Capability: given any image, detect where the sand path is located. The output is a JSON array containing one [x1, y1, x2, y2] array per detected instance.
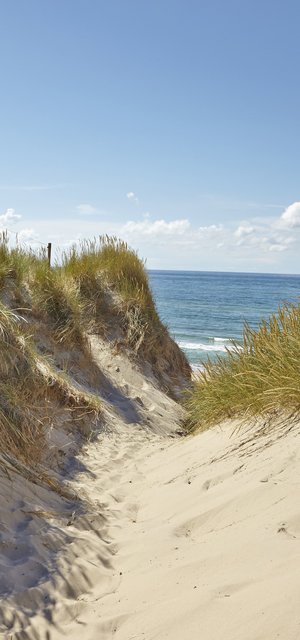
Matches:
[[1, 339, 300, 639], [33, 418, 300, 640]]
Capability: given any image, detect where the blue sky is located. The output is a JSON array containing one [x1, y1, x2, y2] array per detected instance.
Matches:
[[1, 0, 300, 272]]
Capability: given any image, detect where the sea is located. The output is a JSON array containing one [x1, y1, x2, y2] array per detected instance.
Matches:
[[148, 271, 300, 369]]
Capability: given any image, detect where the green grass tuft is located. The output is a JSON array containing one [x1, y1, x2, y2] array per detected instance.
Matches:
[[185, 303, 300, 432], [61, 235, 156, 312], [31, 263, 86, 345], [0, 230, 45, 289]]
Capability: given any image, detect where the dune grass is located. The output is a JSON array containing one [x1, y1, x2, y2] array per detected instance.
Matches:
[[0, 302, 46, 461], [0, 306, 102, 469], [0, 233, 186, 370], [185, 303, 300, 432], [31, 262, 86, 345], [15, 235, 162, 350], [0, 231, 44, 289], [59, 237, 173, 358], [0, 233, 190, 477], [60, 236, 158, 318], [0, 234, 164, 351], [0, 237, 100, 469]]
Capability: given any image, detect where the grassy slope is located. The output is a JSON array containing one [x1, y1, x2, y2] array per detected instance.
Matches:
[[185, 303, 300, 432], [0, 234, 191, 478]]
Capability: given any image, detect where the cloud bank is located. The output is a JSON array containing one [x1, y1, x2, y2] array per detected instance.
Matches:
[[123, 219, 190, 236], [278, 202, 300, 229], [0, 208, 21, 225], [0, 200, 299, 271]]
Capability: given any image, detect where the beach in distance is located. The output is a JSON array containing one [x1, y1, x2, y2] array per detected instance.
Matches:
[[149, 269, 300, 365]]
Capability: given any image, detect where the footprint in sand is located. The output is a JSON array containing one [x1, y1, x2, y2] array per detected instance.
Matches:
[[277, 522, 297, 539]]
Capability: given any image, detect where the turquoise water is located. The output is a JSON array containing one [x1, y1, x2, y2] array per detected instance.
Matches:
[[148, 271, 300, 367]]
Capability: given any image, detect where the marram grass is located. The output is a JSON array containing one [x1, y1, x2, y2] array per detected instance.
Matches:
[[0, 233, 190, 478], [61, 236, 157, 314], [31, 263, 86, 345], [0, 230, 45, 289], [185, 303, 300, 432]]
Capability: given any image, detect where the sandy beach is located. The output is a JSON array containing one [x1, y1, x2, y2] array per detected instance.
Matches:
[[1, 335, 300, 639]]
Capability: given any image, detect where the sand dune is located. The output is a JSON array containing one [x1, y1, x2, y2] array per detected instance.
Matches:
[[1, 337, 300, 638]]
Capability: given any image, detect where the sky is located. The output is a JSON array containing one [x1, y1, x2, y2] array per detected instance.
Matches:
[[1, 0, 300, 273]]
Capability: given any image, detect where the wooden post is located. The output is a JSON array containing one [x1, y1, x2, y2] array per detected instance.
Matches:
[[47, 242, 52, 267]]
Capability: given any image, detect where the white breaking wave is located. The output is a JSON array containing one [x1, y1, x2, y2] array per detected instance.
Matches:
[[178, 340, 233, 352], [209, 336, 232, 343], [178, 339, 242, 353]]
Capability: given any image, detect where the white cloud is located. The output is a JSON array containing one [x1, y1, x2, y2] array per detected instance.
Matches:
[[234, 224, 256, 241], [0, 208, 22, 225], [269, 243, 288, 252], [278, 201, 300, 229], [198, 224, 223, 234], [123, 218, 190, 236], [17, 228, 38, 243], [126, 192, 139, 204], [76, 203, 98, 215], [282, 236, 295, 246], [0, 200, 298, 271], [232, 216, 297, 254]]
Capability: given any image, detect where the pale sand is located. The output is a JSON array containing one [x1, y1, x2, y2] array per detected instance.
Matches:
[[1, 337, 300, 639]]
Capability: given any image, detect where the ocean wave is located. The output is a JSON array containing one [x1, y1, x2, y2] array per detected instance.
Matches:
[[209, 336, 232, 343], [178, 340, 232, 352], [178, 340, 242, 353]]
